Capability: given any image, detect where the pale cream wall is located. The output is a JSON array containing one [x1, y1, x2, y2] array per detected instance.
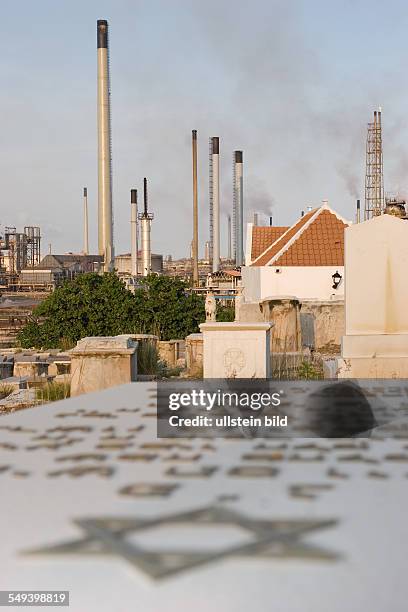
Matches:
[[242, 266, 344, 302], [345, 215, 408, 335]]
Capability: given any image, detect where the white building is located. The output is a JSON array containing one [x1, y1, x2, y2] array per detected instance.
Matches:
[[242, 203, 351, 302]]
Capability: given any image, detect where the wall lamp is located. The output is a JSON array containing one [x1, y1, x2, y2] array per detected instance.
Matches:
[[332, 270, 342, 289]]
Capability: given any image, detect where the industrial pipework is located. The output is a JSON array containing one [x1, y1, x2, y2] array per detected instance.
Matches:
[[97, 19, 114, 271], [130, 189, 138, 276], [138, 178, 154, 276]]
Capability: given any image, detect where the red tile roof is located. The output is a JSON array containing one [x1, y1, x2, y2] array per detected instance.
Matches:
[[251, 209, 317, 266], [251, 226, 288, 261], [250, 206, 349, 267]]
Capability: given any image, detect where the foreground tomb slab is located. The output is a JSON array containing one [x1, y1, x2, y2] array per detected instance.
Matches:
[[0, 383, 407, 610]]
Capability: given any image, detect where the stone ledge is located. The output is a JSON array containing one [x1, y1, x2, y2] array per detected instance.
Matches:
[[200, 322, 273, 332], [342, 334, 408, 358]]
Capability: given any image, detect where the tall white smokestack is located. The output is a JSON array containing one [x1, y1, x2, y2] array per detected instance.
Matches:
[[130, 189, 138, 276], [138, 178, 153, 276], [227, 214, 232, 260], [83, 187, 89, 255], [210, 137, 220, 272], [192, 130, 199, 286], [233, 151, 244, 265], [97, 19, 114, 271]]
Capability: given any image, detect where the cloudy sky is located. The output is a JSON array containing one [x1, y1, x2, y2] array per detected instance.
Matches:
[[1, 0, 408, 258]]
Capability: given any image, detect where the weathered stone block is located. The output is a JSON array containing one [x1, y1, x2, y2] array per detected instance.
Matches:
[[70, 336, 138, 397], [185, 333, 203, 376]]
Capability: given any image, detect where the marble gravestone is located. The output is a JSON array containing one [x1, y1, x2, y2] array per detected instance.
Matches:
[[0, 382, 408, 610], [338, 214, 408, 378], [200, 322, 272, 378]]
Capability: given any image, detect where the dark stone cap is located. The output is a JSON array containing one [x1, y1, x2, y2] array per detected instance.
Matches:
[[97, 20, 109, 48], [83, 187, 87, 197], [131, 189, 137, 204], [234, 150, 243, 163], [212, 137, 219, 154]]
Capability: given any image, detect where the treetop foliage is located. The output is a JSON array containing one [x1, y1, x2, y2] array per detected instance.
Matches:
[[17, 273, 206, 349]]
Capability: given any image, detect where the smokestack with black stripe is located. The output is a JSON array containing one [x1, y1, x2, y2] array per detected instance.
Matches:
[[83, 187, 89, 255], [138, 178, 154, 276], [233, 150, 244, 265], [97, 19, 114, 271], [130, 189, 138, 276], [209, 137, 220, 272]]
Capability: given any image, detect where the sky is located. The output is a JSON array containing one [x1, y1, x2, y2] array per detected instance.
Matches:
[[1, 0, 408, 259]]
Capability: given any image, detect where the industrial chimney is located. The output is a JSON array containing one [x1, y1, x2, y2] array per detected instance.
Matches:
[[209, 137, 220, 272], [130, 189, 138, 276], [233, 151, 244, 265], [192, 130, 199, 285], [97, 19, 114, 272], [356, 199, 361, 223], [138, 178, 154, 276], [83, 187, 89, 255], [227, 214, 232, 260]]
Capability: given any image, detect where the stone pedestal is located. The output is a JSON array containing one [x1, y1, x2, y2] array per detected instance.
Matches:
[[70, 336, 138, 396], [260, 296, 301, 353], [339, 214, 408, 378], [199, 322, 272, 379]]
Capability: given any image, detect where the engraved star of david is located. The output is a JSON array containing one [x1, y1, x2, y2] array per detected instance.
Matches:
[[22, 506, 340, 579]]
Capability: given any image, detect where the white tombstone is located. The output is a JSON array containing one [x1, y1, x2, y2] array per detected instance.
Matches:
[[199, 322, 272, 378], [338, 214, 408, 378]]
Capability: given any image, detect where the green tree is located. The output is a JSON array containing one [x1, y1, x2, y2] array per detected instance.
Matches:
[[17, 273, 205, 348], [216, 304, 235, 322], [133, 275, 205, 340]]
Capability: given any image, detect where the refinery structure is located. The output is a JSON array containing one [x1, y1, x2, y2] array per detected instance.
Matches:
[[0, 20, 405, 297]]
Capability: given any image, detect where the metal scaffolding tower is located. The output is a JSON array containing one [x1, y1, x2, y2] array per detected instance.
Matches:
[[208, 138, 214, 265], [364, 109, 385, 220], [24, 226, 41, 269]]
